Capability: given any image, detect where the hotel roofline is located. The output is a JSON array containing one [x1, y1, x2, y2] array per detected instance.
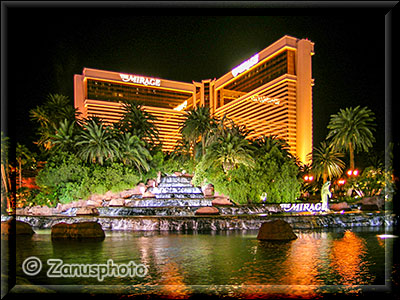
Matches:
[[81, 67, 194, 92], [215, 35, 314, 89]]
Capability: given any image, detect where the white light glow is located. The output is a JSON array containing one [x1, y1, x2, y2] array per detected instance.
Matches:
[[173, 100, 187, 111], [231, 54, 259, 77]]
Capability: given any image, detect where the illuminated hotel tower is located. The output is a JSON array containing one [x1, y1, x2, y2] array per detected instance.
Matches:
[[74, 35, 314, 163]]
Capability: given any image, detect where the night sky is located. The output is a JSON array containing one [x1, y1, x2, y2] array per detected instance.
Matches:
[[3, 3, 398, 156]]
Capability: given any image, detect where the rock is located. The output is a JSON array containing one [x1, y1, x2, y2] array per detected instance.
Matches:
[[146, 179, 157, 188], [27, 205, 53, 216], [142, 191, 156, 198], [16, 207, 29, 215], [1, 219, 34, 235], [86, 199, 102, 207], [361, 204, 379, 211], [75, 207, 99, 216], [361, 196, 384, 209], [257, 220, 297, 241], [120, 183, 147, 198], [212, 197, 233, 206], [16, 220, 35, 235], [195, 207, 220, 215], [56, 203, 74, 213], [202, 184, 215, 198], [120, 189, 137, 199], [214, 191, 230, 199], [88, 193, 104, 202], [51, 222, 105, 240], [108, 198, 125, 207], [103, 190, 119, 201], [330, 202, 351, 211]]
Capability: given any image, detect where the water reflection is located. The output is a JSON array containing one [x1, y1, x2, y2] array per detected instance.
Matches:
[[158, 261, 191, 299], [330, 230, 372, 285], [10, 229, 387, 297]]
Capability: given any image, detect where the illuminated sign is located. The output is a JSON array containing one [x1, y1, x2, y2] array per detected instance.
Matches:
[[280, 202, 328, 213], [250, 95, 280, 105], [231, 54, 259, 77], [120, 74, 161, 87]]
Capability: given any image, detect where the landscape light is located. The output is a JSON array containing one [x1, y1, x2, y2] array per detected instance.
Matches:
[[303, 175, 314, 182]]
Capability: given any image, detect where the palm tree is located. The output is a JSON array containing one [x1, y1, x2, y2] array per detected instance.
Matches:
[[181, 106, 214, 157], [203, 132, 255, 174], [117, 101, 159, 147], [171, 138, 193, 164], [49, 119, 78, 153], [75, 118, 119, 165], [252, 135, 293, 160], [30, 93, 79, 151], [16, 143, 36, 190], [117, 132, 152, 173], [326, 106, 376, 170], [310, 141, 345, 183]]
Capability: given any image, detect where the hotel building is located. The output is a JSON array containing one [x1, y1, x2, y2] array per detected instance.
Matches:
[[74, 35, 314, 163]]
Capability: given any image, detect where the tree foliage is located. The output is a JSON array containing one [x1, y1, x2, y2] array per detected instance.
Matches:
[[310, 141, 346, 183], [326, 106, 376, 170]]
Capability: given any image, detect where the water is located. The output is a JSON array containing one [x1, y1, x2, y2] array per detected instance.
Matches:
[[5, 227, 397, 297], [146, 175, 205, 201]]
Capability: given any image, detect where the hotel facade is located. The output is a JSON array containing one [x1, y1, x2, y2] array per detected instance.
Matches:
[[74, 35, 314, 163]]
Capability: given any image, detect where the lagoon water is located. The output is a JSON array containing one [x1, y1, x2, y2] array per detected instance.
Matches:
[[7, 227, 396, 297]]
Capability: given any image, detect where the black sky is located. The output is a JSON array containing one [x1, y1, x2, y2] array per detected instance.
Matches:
[[3, 2, 398, 155]]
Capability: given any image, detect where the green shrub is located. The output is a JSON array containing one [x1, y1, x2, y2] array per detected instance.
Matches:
[[193, 147, 301, 204], [33, 152, 141, 206]]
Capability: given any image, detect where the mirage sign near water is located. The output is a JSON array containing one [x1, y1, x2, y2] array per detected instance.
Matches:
[[280, 202, 328, 213]]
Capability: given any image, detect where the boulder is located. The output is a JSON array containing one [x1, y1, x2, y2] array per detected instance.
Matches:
[[257, 220, 297, 241], [330, 202, 351, 211], [86, 199, 102, 207], [55, 202, 74, 213], [195, 207, 220, 215], [27, 205, 53, 216], [142, 191, 156, 198], [361, 196, 384, 209], [146, 179, 157, 188], [202, 184, 215, 198], [361, 204, 379, 211], [75, 207, 99, 216], [51, 222, 105, 240], [16, 207, 29, 215], [103, 190, 119, 201], [108, 198, 125, 207], [88, 193, 104, 202], [1, 219, 34, 235], [214, 191, 230, 199], [16, 220, 35, 235], [119, 183, 147, 198], [212, 197, 233, 206]]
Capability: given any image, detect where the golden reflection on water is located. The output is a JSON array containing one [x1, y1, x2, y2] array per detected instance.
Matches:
[[158, 261, 191, 299], [330, 230, 371, 285], [281, 232, 323, 286], [118, 230, 375, 298]]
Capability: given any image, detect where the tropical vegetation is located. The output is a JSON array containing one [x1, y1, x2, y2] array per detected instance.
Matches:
[[2, 93, 394, 211]]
